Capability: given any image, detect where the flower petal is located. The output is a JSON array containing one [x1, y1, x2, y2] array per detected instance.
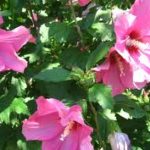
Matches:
[[114, 12, 136, 42], [42, 128, 93, 150], [0, 43, 27, 72], [80, 137, 94, 150], [0, 26, 31, 52], [22, 113, 63, 141], [36, 96, 67, 116], [131, 0, 150, 31], [22, 97, 68, 141], [60, 105, 84, 126]]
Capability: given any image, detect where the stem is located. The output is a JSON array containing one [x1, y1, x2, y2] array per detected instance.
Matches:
[[28, 0, 39, 35], [89, 102, 106, 149], [69, 0, 84, 47]]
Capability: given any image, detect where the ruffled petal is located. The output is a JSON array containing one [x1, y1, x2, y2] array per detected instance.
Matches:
[[42, 127, 93, 150], [36, 96, 67, 116], [0, 26, 31, 52], [131, 0, 150, 31], [22, 113, 63, 141], [0, 43, 27, 72], [60, 105, 84, 126], [22, 97, 68, 141], [114, 12, 136, 41], [42, 131, 78, 150], [80, 137, 94, 150]]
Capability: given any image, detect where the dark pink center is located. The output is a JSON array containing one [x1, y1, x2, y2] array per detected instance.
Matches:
[[60, 121, 78, 141], [126, 30, 148, 53], [109, 52, 125, 76]]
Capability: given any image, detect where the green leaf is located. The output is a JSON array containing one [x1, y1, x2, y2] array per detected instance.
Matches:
[[11, 98, 29, 115], [34, 67, 71, 82], [132, 146, 143, 150], [0, 85, 17, 114], [94, 9, 112, 22], [0, 98, 29, 124], [103, 109, 116, 120], [0, 10, 11, 16], [82, 9, 111, 30], [49, 22, 72, 43], [115, 95, 146, 119], [88, 84, 114, 109], [0, 124, 18, 150], [17, 140, 41, 150], [61, 47, 90, 70], [11, 77, 27, 96], [86, 42, 111, 69], [88, 22, 114, 41], [77, 99, 88, 115], [117, 109, 132, 119], [97, 113, 108, 140], [39, 24, 50, 43]]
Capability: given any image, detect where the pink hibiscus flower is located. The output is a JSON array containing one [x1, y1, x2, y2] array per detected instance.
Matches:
[[22, 96, 93, 150], [94, 48, 148, 96], [0, 25, 32, 72], [78, 0, 91, 6], [114, 0, 150, 76]]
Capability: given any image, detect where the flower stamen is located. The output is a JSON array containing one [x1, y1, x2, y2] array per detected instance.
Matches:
[[126, 38, 149, 51], [60, 121, 75, 141], [115, 54, 125, 76]]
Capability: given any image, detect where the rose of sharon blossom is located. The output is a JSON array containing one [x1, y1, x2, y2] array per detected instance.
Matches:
[[114, 0, 150, 76], [22, 96, 93, 150], [0, 25, 32, 72], [108, 132, 131, 150], [94, 48, 149, 96], [78, 0, 91, 6]]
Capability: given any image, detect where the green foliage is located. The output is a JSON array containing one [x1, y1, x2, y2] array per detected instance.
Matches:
[[0, 97, 29, 124], [115, 95, 146, 119], [61, 47, 90, 70], [86, 42, 111, 69], [88, 84, 114, 109], [0, 0, 150, 150], [48, 22, 73, 43], [34, 67, 71, 82]]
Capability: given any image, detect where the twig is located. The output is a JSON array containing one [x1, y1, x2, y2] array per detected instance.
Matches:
[[28, 0, 39, 35], [69, 0, 84, 47], [89, 102, 106, 149]]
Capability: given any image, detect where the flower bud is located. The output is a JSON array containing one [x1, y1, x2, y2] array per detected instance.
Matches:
[[108, 132, 131, 150]]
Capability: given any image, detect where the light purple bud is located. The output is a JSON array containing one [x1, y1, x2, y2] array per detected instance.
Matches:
[[108, 132, 131, 150]]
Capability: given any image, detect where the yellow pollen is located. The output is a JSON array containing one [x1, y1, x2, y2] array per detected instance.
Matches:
[[126, 39, 149, 50], [60, 121, 75, 141]]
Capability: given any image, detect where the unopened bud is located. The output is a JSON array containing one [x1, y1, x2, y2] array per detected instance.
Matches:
[[108, 132, 131, 150]]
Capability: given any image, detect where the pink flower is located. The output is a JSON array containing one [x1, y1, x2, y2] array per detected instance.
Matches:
[[94, 48, 148, 96], [0, 26, 32, 72], [114, 0, 150, 76], [78, 0, 91, 6], [22, 96, 93, 150]]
